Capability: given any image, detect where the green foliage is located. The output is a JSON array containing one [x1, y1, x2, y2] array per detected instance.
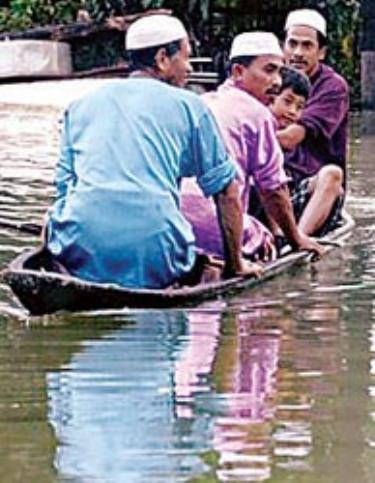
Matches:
[[0, 0, 81, 30], [83, 0, 127, 22], [324, 0, 361, 106], [0, 0, 361, 105], [72, 31, 124, 70]]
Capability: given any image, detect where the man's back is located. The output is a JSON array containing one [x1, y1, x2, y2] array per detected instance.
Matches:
[[65, 79, 204, 196], [47, 78, 231, 288]]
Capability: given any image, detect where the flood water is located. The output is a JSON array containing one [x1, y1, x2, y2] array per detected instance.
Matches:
[[0, 88, 374, 483]]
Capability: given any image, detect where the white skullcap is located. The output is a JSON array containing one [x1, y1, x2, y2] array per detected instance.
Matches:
[[126, 14, 187, 50], [285, 9, 327, 37], [229, 32, 283, 59]]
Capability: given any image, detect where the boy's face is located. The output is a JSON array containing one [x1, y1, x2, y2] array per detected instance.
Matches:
[[270, 87, 306, 128]]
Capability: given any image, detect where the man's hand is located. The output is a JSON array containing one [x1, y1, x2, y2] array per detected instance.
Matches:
[[238, 259, 264, 277], [252, 235, 277, 262], [206, 254, 264, 280], [296, 232, 326, 259], [224, 258, 264, 279]]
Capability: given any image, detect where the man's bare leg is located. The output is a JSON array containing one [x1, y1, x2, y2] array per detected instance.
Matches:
[[298, 165, 343, 235]]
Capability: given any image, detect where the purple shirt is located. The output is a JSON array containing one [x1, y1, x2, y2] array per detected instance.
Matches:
[[285, 63, 349, 183], [181, 79, 288, 257]]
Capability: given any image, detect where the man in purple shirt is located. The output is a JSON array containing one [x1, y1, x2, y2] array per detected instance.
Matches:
[[278, 9, 349, 236], [182, 32, 323, 258]]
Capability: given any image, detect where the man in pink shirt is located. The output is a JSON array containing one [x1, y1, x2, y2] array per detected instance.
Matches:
[[182, 32, 323, 258]]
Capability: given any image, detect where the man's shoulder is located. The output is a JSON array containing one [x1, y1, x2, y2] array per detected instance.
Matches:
[[317, 63, 349, 94], [203, 81, 273, 123], [69, 78, 205, 113], [150, 82, 210, 116], [68, 79, 135, 111], [170, 84, 206, 106], [205, 80, 265, 104]]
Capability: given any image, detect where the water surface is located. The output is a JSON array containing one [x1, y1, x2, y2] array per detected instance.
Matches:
[[0, 95, 374, 483]]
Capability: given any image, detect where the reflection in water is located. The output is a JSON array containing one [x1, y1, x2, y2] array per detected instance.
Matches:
[[211, 312, 281, 482], [174, 309, 222, 419], [0, 99, 374, 482], [46, 310, 284, 481], [47, 311, 212, 482], [44, 301, 357, 482]]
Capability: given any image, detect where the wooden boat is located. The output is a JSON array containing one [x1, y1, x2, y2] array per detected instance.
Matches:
[[1, 212, 354, 316]]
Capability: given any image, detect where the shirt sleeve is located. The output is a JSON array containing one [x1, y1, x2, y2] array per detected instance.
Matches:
[[249, 116, 289, 192], [183, 108, 237, 198], [299, 79, 349, 140], [55, 110, 76, 201]]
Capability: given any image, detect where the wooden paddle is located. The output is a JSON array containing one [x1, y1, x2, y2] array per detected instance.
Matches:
[[0, 218, 42, 235]]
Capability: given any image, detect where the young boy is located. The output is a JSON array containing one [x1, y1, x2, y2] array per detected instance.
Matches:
[[272, 67, 342, 238], [249, 67, 312, 249], [270, 66, 311, 130]]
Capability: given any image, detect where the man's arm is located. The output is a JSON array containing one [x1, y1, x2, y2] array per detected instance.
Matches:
[[260, 184, 324, 255], [54, 110, 76, 201], [42, 110, 74, 246], [214, 179, 263, 277]]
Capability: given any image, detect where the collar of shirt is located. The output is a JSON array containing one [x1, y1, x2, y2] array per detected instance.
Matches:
[[309, 63, 323, 85], [220, 78, 257, 99]]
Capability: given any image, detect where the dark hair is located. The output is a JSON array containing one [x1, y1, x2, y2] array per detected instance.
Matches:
[[317, 31, 327, 48], [229, 55, 256, 68], [127, 39, 182, 70], [280, 65, 311, 99]]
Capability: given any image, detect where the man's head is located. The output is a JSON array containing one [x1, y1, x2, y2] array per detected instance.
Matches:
[[126, 14, 192, 87], [283, 9, 327, 78], [270, 66, 311, 128], [229, 32, 284, 105]]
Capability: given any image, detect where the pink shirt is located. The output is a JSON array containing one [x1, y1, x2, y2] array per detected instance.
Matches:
[[181, 79, 288, 257], [203, 79, 288, 203]]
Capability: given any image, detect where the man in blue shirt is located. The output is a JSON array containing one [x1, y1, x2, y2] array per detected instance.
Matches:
[[46, 15, 260, 288]]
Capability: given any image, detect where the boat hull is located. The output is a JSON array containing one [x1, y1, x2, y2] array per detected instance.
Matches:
[[1, 213, 355, 315]]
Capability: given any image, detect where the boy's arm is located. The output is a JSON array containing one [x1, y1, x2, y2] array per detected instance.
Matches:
[[277, 78, 349, 151], [277, 123, 306, 150]]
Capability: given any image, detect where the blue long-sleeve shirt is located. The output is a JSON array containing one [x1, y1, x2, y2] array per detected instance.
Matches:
[[47, 78, 236, 288]]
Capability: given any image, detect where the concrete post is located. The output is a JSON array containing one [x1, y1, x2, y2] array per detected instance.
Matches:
[[361, 0, 375, 133]]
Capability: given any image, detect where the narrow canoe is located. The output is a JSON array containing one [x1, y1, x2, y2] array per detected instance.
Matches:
[[1, 212, 355, 316]]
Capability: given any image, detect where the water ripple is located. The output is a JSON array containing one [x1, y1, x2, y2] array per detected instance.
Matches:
[[0, 101, 374, 483]]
